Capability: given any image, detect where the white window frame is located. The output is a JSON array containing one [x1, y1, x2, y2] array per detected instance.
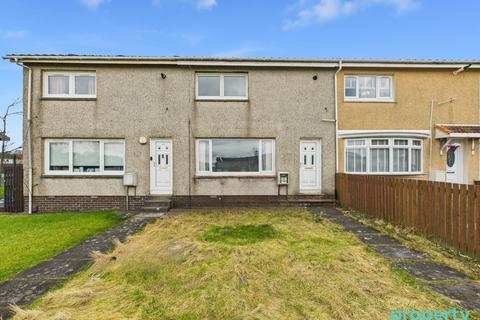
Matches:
[[344, 138, 422, 175], [195, 73, 248, 100], [44, 139, 125, 175], [43, 71, 97, 98], [344, 75, 394, 102], [195, 139, 275, 176]]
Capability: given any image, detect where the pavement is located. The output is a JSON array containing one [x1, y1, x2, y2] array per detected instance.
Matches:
[[311, 207, 480, 311], [0, 211, 168, 319]]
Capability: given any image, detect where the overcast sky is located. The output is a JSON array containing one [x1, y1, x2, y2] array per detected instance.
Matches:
[[1, 0, 480, 149]]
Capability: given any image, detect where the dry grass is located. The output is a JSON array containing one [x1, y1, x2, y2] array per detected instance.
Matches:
[[340, 208, 480, 280], [13, 208, 453, 320]]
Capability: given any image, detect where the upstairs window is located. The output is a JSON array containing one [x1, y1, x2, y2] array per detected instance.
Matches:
[[196, 73, 248, 100], [344, 75, 393, 101], [43, 72, 96, 98]]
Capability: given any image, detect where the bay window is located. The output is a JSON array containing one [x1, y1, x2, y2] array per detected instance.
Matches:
[[196, 73, 248, 100], [196, 139, 274, 176], [344, 75, 394, 101], [45, 139, 124, 175], [43, 72, 96, 98], [345, 138, 422, 174]]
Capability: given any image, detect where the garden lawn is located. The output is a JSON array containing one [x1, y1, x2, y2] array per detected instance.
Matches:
[[0, 211, 122, 283], [13, 208, 454, 320]]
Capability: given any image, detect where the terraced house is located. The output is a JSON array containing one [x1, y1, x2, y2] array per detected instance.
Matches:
[[336, 60, 480, 185], [4, 55, 338, 213], [5, 55, 480, 213]]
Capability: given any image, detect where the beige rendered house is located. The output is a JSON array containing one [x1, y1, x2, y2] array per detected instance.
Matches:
[[336, 60, 480, 185], [4, 55, 337, 213]]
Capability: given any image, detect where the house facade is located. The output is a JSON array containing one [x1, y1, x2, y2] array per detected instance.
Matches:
[[337, 62, 480, 185], [5, 55, 337, 213]]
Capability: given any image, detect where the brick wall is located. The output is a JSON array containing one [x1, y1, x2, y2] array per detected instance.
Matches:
[[28, 196, 147, 213], [26, 194, 335, 213]]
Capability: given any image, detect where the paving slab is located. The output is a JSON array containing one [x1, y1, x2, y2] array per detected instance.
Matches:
[[394, 262, 471, 281], [14, 259, 91, 280], [52, 243, 98, 261], [0, 278, 60, 306], [372, 245, 431, 260], [342, 225, 380, 234], [429, 283, 480, 310], [356, 233, 402, 245], [0, 212, 165, 319]]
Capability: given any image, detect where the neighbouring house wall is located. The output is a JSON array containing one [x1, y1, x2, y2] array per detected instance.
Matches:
[[24, 64, 336, 211], [337, 69, 480, 184]]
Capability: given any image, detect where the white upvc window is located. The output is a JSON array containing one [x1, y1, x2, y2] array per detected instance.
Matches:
[[45, 139, 125, 175], [43, 71, 96, 98], [344, 75, 394, 101], [345, 138, 422, 175], [196, 73, 248, 100], [196, 139, 275, 176]]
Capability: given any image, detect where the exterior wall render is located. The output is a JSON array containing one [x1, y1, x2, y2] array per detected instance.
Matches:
[[337, 69, 480, 184], [25, 64, 336, 207]]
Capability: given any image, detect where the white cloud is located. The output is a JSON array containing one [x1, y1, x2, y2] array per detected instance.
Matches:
[[81, 0, 111, 10], [196, 0, 217, 9], [1, 30, 27, 39], [285, 0, 419, 28], [152, 0, 217, 9]]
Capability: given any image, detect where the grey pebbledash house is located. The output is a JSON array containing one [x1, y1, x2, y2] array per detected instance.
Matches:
[[4, 55, 337, 213]]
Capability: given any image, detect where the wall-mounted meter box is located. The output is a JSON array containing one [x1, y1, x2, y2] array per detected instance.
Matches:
[[277, 172, 289, 185], [123, 172, 138, 186]]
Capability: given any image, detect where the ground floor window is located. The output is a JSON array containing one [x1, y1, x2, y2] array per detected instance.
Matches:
[[45, 139, 125, 175], [196, 139, 275, 175], [345, 138, 422, 174]]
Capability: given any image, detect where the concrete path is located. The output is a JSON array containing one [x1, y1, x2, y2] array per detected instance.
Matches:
[[0, 212, 167, 319], [312, 207, 480, 311]]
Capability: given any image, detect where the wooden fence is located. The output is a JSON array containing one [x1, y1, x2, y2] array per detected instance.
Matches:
[[336, 173, 480, 258], [4, 164, 23, 213]]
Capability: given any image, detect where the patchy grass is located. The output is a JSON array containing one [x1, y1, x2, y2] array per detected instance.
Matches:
[[13, 208, 454, 320], [203, 223, 278, 245], [0, 211, 123, 283]]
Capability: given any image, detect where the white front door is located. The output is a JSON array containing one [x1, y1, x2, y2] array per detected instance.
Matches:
[[150, 139, 173, 194], [300, 140, 321, 192], [445, 142, 464, 184]]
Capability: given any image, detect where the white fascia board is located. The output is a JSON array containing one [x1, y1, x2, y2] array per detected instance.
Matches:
[[341, 62, 480, 69], [435, 131, 480, 139], [338, 129, 431, 138]]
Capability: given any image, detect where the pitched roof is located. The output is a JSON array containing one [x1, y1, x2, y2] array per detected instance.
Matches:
[[3, 54, 480, 69]]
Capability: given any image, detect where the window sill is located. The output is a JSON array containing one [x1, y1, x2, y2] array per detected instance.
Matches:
[[344, 172, 425, 176], [194, 175, 276, 180], [195, 98, 249, 102], [344, 99, 396, 103], [41, 97, 97, 101], [41, 174, 123, 179]]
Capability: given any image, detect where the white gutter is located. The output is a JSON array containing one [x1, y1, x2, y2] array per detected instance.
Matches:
[[334, 60, 343, 172], [5, 56, 480, 69], [14, 59, 33, 214]]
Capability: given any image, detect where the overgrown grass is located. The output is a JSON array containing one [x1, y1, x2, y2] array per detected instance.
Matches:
[[13, 208, 456, 320], [0, 211, 122, 283], [340, 208, 480, 280]]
